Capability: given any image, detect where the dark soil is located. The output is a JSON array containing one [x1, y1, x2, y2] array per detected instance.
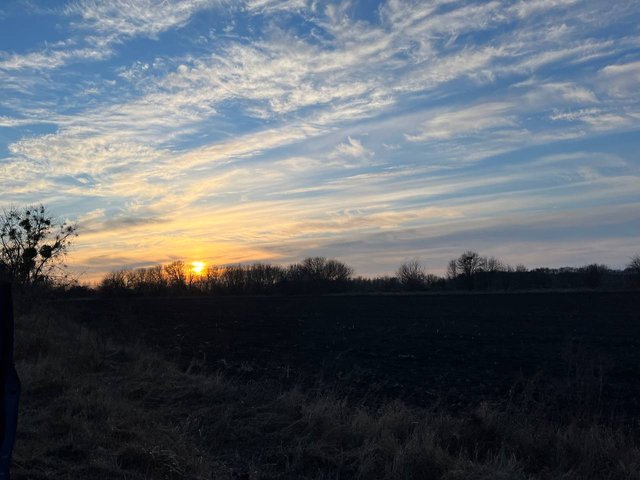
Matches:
[[69, 291, 640, 416]]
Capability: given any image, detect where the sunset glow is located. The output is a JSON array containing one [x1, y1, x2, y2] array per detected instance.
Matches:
[[0, 1, 638, 283], [191, 261, 206, 276]]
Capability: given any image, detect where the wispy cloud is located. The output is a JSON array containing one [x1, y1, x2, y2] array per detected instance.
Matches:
[[65, 0, 217, 40], [0, 0, 216, 73], [1, 0, 639, 280], [405, 103, 517, 142], [329, 137, 373, 162], [599, 60, 640, 98], [0, 46, 111, 70]]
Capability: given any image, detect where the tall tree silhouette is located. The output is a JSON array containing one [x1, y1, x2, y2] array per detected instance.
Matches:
[[0, 205, 77, 285]]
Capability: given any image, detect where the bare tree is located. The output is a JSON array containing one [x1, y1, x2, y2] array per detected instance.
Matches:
[[200, 265, 222, 292], [627, 254, 640, 286], [456, 251, 486, 277], [220, 265, 246, 292], [125, 267, 167, 294], [449, 250, 487, 289], [0, 205, 77, 285], [397, 259, 426, 290], [447, 259, 458, 279], [486, 256, 506, 273], [164, 261, 187, 289], [284, 257, 353, 292], [298, 257, 353, 282], [581, 263, 609, 288], [99, 269, 128, 293], [245, 263, 285, 292]]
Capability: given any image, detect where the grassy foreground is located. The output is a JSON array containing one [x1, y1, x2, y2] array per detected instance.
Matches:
[[12, 306, 640, 479]]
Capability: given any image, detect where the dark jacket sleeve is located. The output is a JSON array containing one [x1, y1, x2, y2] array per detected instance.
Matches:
[[0, 281, 20, 479]]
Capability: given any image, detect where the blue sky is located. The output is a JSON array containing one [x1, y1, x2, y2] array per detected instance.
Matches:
[[1, 0, 639, 281]]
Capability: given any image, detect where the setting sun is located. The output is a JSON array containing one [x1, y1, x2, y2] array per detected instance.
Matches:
[[191, 261, 205, 276]]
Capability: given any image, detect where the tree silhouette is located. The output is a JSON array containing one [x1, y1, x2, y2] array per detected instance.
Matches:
[[581, 264, 608, 288], [627, 254, 640, 286], [449, 250, 487, 289], [486, 256, 505, 273], [446, 259, 458, 279], [297, 257, 353, 282], [164, 261, 187, 290], [397, 259, 426, 290], [0, 205, 77, 285], [285, 257, 353, 292]]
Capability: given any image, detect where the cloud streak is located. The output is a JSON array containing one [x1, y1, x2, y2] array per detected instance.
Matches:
[[0, 0, 638, 281]]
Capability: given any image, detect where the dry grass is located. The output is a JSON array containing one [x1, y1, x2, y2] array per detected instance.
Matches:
[[12, 306, 640, 479]]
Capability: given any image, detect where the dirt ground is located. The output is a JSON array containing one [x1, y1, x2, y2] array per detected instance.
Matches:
[[70, 291, 640, 415]]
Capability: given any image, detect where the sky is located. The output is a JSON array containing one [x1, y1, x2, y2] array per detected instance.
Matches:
[[1, 0, 639, 282]]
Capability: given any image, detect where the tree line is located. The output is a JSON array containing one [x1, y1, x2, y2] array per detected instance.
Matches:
[[100, 257, 353, 295], [94, 252, 640, 297], [1, 204, 639, 294]]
